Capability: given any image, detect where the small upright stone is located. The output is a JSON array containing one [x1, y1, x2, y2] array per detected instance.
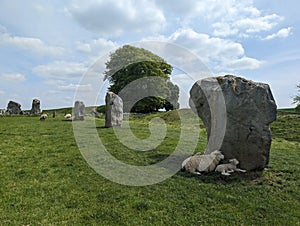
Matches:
[[74, 101, 85, 121], [7, 101, 21, 115], [30, 99, 41, 115], [189, 75, 277, 171], [105, 92, 123, 127]]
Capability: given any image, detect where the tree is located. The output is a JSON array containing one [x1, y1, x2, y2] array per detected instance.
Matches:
[[293, 84, 300, 112], [104, 45, 179, 113]]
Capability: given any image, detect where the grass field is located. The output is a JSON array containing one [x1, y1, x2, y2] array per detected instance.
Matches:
[[0, 109, 299, 225]]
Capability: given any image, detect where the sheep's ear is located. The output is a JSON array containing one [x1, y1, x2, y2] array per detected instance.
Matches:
[[229, 159, 234, 162]]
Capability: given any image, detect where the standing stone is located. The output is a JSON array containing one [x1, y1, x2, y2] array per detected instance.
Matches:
[[30, 99, 41, 115], [189, 75, 277, 171], [74, 101, 85, 121], [105, 92, 123, 127], [7, 101, 21, 115]]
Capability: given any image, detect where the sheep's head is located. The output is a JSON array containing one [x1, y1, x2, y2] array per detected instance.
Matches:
[[211, 150, 224, 161], [229, 158, 239, 165], [181, 156, 192, 171]]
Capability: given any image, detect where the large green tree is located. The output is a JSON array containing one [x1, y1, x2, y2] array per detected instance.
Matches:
[[104, 45, 179, 113]]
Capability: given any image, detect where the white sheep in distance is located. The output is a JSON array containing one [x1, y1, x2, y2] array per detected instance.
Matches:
[[181, 150, 224, 175], [64, 113, 72, 120], [40, 113, 48, 120], [0, 109, 5, 116], [215, 158, 247, 176]]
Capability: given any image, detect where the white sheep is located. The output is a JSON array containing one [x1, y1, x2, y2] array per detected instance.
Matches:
[[215, 158, 247, 176], [40, 113, 48, 120], [0, 109, 5, 116], [64, 113, 72, 120], [181, 150, 224, 175]]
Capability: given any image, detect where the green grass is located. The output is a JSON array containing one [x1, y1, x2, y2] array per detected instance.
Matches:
[[0, 110, 299, 225]]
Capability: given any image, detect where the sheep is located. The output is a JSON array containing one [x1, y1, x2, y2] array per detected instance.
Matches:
[[215, 158, 247, 176], [64, 113, 72, 120], [181, 150, 224, 175], [40, 113, 48, 120], [0, 109, 5, 116]]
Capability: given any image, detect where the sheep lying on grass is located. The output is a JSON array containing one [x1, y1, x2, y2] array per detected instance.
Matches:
[[215, 158, 247, 176], [64, 114, 72, 120], [40, 113, 48, 120], [181, 150, 224, 175]]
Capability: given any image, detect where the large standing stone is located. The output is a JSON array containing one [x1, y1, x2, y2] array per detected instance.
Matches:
[[7, 101, 21, 115], [74, 101, 85, 121], [189, 75, 277, 171], [105, 92, 123, 127], [30, 99, 41, 115]]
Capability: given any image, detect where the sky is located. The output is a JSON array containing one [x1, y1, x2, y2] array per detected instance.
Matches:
[[0, 0, 299, 110]]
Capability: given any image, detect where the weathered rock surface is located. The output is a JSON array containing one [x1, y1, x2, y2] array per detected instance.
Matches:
[[105, 92, 123, 127], [30, 99, 41, 115], [7, 101, 21, 115], [189, 75, 277, 171], [74, 101, 85, 121]]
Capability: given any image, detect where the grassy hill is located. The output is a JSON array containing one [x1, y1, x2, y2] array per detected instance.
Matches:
[[0, 109, 299, 225]]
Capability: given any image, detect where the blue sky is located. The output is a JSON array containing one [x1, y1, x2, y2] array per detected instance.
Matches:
[[0, 0, 299, 110]]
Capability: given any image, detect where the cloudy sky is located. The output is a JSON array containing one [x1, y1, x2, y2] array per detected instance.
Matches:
[[0, 0, 299, 110]]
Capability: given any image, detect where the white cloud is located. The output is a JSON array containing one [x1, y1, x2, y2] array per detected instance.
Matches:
[[57, 83, 93, 92], [235, 14, 283, 33], [143, 28, 262, 72], [0, 32, 66, 57], [221, 57, 263, 71], [190, 0, 284, 38], [212, 22, 239, 37], [67, 0, 165, 37], [76, 38, 119, 59], [166, 28, 263, 72], [263, 27, 292, 40], [32, 61, 87, 83], [169, 28, 245, 63], [0, 73, 26, 82], [153, 0, 202, 20]]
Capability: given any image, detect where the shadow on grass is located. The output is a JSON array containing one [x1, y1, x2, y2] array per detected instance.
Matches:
[[150, 153, 264, 184], [96, 126, 109, 129], [61, 119, 73, 122], [178, 170, 264, 184]]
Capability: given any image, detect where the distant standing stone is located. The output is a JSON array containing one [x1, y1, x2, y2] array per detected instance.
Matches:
[[7, 101, 21, 115], [74, 101, 85, 121], [105, 92, 123, 127], [30, 99, 41, 115], [189, 75, 277, 171]]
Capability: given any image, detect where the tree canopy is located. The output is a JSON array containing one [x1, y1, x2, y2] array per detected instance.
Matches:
[[104, 45, 179, 113], [293, 84, 300, 112], [293, 84, 300, 104]]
